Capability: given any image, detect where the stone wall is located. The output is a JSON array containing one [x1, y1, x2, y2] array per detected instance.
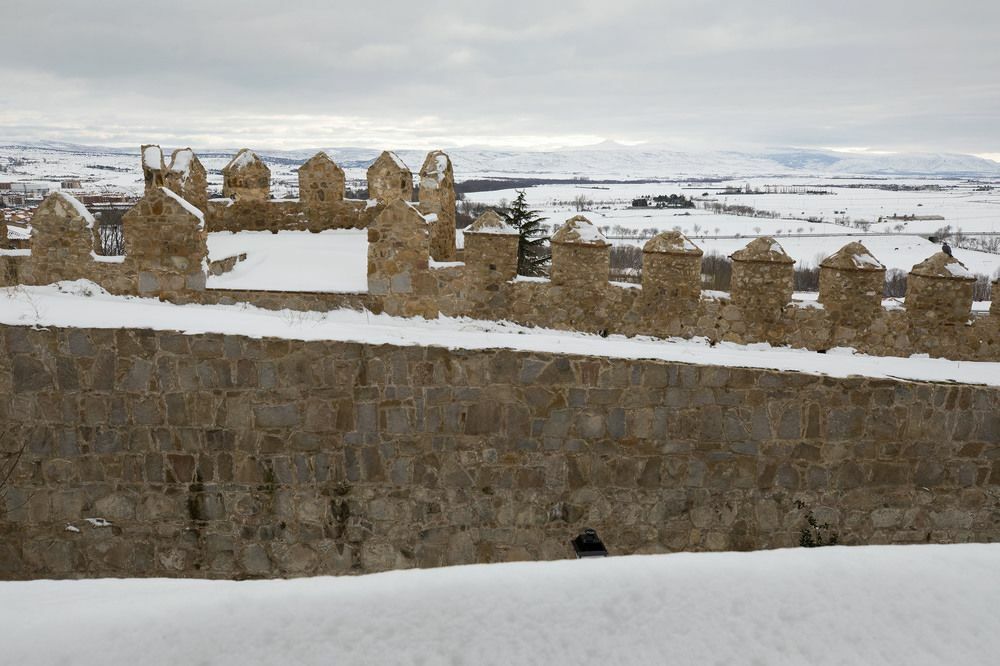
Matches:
[[366, 200, 438, 319], [2, 322, 1000, 580], [205, 198, 382, 233], [122, 187, 207, 300]]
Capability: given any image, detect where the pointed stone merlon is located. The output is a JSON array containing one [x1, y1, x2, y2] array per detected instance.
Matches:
[[367, 199, 438, 318], [222, 149, 270, 202], [26, 192, 99, 283], [818, 241, 886, 321], [642, 230, 703, 307], [123, 187, 207, 299], [299, 151, 345, 205], [419, 150, 456, 261], [550, 215, 609, 289], [905, 252, 975, 322], [464, 210, 519, 286], [729, 237, 794, 317], [164, 148, 208, 213], [367, 151, 413, 204], [141, 144, 166, 191]]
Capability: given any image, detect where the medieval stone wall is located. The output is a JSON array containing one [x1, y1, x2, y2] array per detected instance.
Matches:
[[2, 322, 999, 580]]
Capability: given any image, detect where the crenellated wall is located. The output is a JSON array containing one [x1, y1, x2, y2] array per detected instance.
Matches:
[[9, 146, 1000, 363], [2, 323, 999, 580]]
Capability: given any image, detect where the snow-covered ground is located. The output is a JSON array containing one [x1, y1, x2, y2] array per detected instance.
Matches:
[[207, 230, 368, 292], [3, 544, 999, 666], [2, 281, 999, 386]]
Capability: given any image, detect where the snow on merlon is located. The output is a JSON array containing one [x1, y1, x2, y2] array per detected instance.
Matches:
[[159, 187, 205, 228], [730, 236, 794, 264], [142, 145, 163, 170], [552, 215, 609, 246], [910, 251, 975, 280], [224, 148, 264, 173], [49, 191, 96, 229], [643, 229, 703, 255], [419, 150, 452, 190], [464, 209, 518, 235], [169, 148, 194, 178], [819, 241, 885, 271]]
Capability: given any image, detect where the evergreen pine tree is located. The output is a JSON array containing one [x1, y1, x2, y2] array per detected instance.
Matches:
[[502, 190, 550, 276]]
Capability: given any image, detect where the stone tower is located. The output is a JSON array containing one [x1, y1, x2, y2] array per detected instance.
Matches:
[[222, 149, 270, 202], [641, 230, 703, 310], [141, 144, 166, 191], [550, 215, 610, 290], [418, 150, 457, 261], [367, 151, 413, 204], [818, 241, 886, 324], [123, 187, 208, 300], [905, 252, 975, 323], [165, 148, 208, 213], [729, 237, 794, 320], [464, 209, 519, 288]]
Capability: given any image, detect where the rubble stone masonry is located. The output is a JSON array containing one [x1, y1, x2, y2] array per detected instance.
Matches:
[[2, 323, 999, 580]]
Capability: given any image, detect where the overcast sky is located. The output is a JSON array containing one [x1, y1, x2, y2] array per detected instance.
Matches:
[[1, 0, 998, 157]]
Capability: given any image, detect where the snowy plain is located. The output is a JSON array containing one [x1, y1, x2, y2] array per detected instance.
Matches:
[[2, 281, 999, 387], [2, 544, 999, 666]]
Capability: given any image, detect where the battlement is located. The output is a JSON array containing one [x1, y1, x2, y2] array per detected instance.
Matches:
[[4, 145, 999, 362]]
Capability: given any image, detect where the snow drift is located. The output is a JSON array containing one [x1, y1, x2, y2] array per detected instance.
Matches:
[[2, 544, 998, 665]]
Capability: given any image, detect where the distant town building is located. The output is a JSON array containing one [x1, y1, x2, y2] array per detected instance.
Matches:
[[61, 179, 83, 189]]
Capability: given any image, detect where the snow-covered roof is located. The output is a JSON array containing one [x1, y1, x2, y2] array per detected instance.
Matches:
[[730, 237, 794, 264], [465, 210, 518, 236], [910, 252, 975, 280], [820, 241, 885, 271], [643, 230, 702, 256], [551, 215, 609, 246]]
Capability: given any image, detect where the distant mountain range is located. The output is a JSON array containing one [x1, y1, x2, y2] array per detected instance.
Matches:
[[3, 140, 999, 180]]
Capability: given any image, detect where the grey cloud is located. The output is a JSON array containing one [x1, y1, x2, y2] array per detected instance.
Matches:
[[1, 0, 998, 153]]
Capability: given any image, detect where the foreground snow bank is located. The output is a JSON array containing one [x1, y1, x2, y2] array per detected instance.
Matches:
[[2, 281, 1000, 386], [3, 545, 998, 666]]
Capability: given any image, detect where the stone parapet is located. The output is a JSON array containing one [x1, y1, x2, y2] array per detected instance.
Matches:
[[122, 188, 208, 300], [730, 237, 794, 321], [165, 148, 208, 213], [299, 151, 345, 204], [641, 230, 702, 311], [367, 151, 413, 204], [906, 252, 976, 323], [818, 241, 886, 324], [367, 200, 438, 318], [418, 150, 457, 261], [223, 149, 270, 202], [550, 215, 610, 290]]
